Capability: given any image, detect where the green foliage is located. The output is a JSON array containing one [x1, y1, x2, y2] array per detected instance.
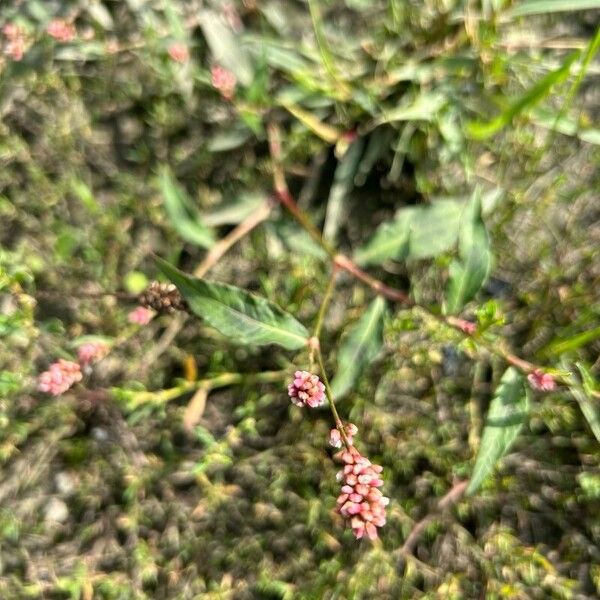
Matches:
[[467, 368, 530, 495], [445, 192, 492, 314], [159, 167, 215, 249], [331, 296, 386, 399], [1, 0, 599, 598], [157, 258, 309, 350]]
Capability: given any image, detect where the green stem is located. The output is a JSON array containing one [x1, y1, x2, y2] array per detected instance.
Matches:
[[313, 268, 338, 340], [128, 370, 287, 407], [314, 345, 351, 450]]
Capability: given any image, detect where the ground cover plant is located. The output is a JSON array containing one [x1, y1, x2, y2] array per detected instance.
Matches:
[[1, 0, 599, 598]]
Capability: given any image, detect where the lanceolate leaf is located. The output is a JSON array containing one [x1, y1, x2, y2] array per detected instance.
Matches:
[[156, 258, 309, 350], [570, 363, 600, 443], [466, 51, 580, 140], [323, 138, 365, 243], [353, 200, 463, 266], [160, 168, 215, 249], [445, 191, 492, 314], [331, 297, 386, 399], [408, 200, 464, 259], [353, 209, 413, 266], [467, 367, 530, 495]]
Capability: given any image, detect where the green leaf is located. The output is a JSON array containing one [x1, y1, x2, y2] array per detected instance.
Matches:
[[331, 297, 386, 399], [467, 367, 529, 495], [156, 258, 309, 350], [323, 138, 365, 243], [203, 193, 267, 227], [445, 191, 492, 314], [569, 363, 600, 443], [545, 325, 600, 356], [353, 209, 413, 266], [408, 200, 464, 260], [159, 168, 215, 249], [507, 0, 600, 18], [353, 200, 464, 266], [466, 51, 580, 140], [199, 10, 253, 87], [375, 91, 447, 125]]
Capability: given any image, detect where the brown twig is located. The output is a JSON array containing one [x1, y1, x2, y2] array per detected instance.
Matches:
[[194, 200, 272, 278], [400, 480, 469, 556]]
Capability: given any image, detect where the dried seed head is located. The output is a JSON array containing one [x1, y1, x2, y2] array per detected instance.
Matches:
[[138, 281, 187, 314]]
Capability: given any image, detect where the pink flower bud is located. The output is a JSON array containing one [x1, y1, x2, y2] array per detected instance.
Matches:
[[77, 342, 108, 365], [47, 19, 76, 43], [128, 306, 154, 325], [210, 65, 236, 100], [334, 448, 387, 541], [455, 318, 476, 335], [287, 370, 325, 408], [38, 360, 82, 396], [329, 428, 342, 448], [168, 42, 189, 63], [527, 369, 556, 391]]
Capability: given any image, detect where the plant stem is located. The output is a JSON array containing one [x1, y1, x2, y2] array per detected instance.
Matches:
[[314, 345, 351, 449], [194, 200, 272, 278], [313, 267, 338, 340]]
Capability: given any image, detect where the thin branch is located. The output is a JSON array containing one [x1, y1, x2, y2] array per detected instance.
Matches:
[[314, 344, 352, 450], [400, 480, 468, 556], [194, 200, 272, 278]]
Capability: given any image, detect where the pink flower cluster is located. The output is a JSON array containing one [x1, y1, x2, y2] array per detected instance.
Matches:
[[329, 423, 358, 448], [527, 368, 556, 391], [168, 42, 189, 63], [2, 23, 25, 61], [288, 370, 325, 408], [77, 342, 108, 365], [128, 306, 154, 325], [210, 65, 236, 100], [38, 359, 82, 396], [335, 445, 388, 540], [47, 19, 76, 43]]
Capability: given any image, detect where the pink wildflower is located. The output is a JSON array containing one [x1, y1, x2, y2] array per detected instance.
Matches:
[[456, 318, 476, 335], [527, 369, 556, 392], [210, 65, 236, 100], [168, 42, 189, 63], [287, 370, 325, 408], [4, 36, 24, 61], [128, 306, 154, 325], [38, 360, 82, 396], [329, 423, 359, 448], [2, 23, 25, 61], [47, 19, 76, 43], [2, 23, 19, 39], [334, 446, 388, 541], [77, 342, 108, 365]]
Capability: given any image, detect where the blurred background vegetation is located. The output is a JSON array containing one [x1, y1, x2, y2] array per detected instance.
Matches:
[[1, 0, 599, 598]]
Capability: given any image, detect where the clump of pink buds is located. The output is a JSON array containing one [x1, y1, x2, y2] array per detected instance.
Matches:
[[527, 368, 556, 391], [329, 423, 358, 448], [38, 360, 82, 396], [2, 22, 25, 61], [287, 370, 325, 408], [168, 42, 189, 63], [77, 342, 108, 366], [46, 19, 76, 43], [128, 306, 154, 325], [335, 444, 388, 540], [210, 65, 236, 100]]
